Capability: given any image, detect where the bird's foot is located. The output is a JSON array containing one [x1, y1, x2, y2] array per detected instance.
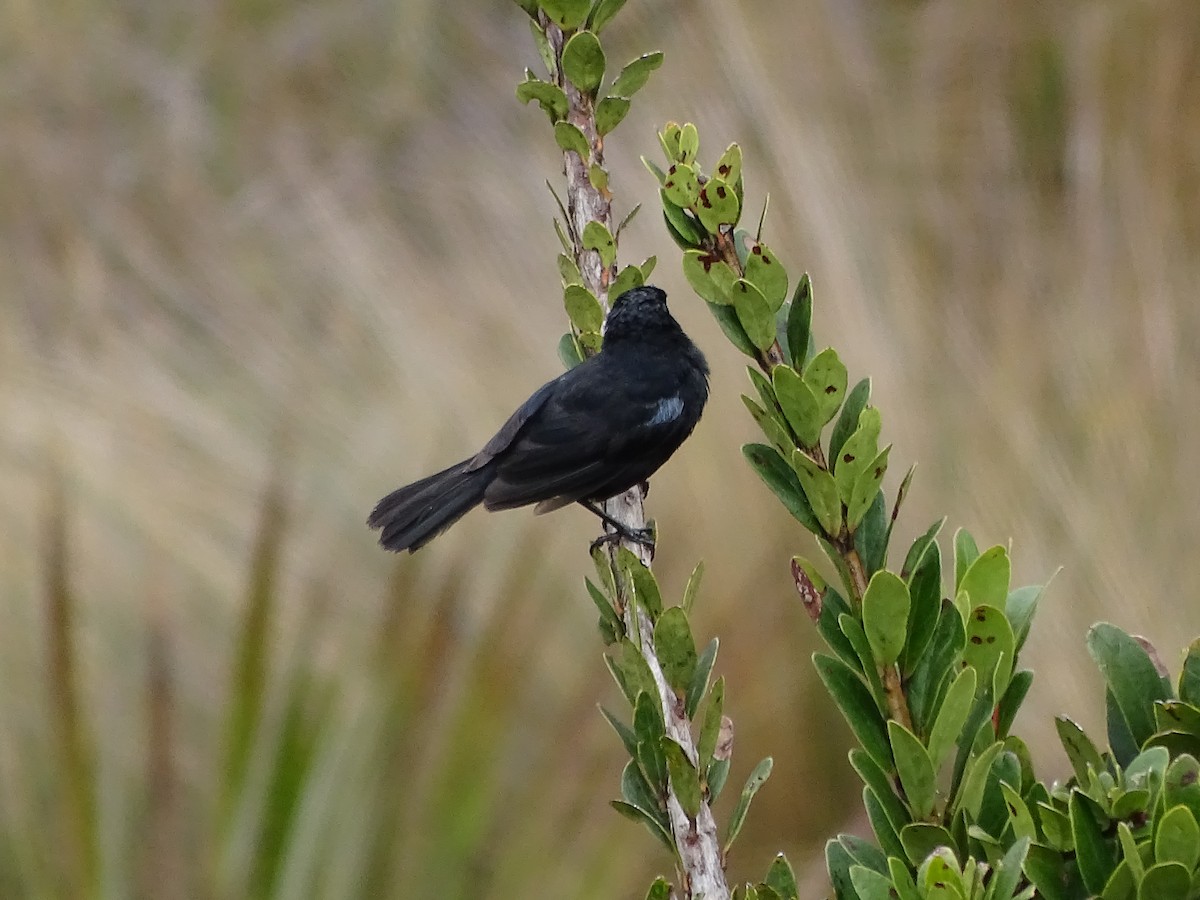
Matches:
[[589, 523, 656, 559]]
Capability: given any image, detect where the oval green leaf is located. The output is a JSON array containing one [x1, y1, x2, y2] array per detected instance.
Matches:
[[862, 570, 910, 667], [889, 720, 937, 819], [653, 606, 698, 697], [561, 30, 605, 95], [595, 96, 631, 135], [730, 279, 775, 351]]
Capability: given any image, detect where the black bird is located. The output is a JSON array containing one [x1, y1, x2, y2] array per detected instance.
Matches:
[[369, 284, 709, 552]]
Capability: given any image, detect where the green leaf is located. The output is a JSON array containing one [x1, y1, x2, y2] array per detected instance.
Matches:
[[726, 757, 773, 851], [643, 876, 672, 900], [849, 866, 895, 900], [609, 263, 644, 302], [990, 837, 1031, 900], [1180, 640, 1200, 705], [742, 443, 820, 532], [958, 546, 1011, 610], [908, 603, 965, 736], [658, 122, 682, 160], [617, 548, 663, 619], [540, 0, 591, 29], [662, 162, 700, 208], [839, 614, 888, 709], [927, 667, 976, 769], [1023, 844, 1071, 900], [609, 50, 662, 96], [611, 798, 673, 853], [835, 407, 882, 504], [863, 788, 906, 862], [676, 122, 699, 163], [850, 748, 911, 833], [698, 676, 724, 770], [682, 560, 705, 615], [714, 142, 744, 188], [586, 577, 622, 644], [607, 638, 657, 705], [587, 0, 628, 32], [598, 704, 638, 756], [999, 782, 1038, 842], [577, 329, 602, 355], [554, 121, 590, 157], [1154, 805, 1200, 869], [900, 823, 955, 867], [830, 378, 871, 464], [581, 220, 616, 267], [791, 450, 841, 536], [1006, 582, 1046, 653], [804, 348, 849, 425], [953, 529, 979, 591], [962, 605, 1015, 696], [1088, 623, 1173, 747], [816, 583, 863, 672], [707, 756, 731, 801], [731, 279, 776, 351], [681, 249, 735, 305], [996, 668, 1034, 737], [773, 365, 822, 447], [902, 536, 943, 677], [653, 607, 698, 697], [847, 446, 890, 533], [901, 517, 945, 580], [1165, 755, 1200, 824], [529, 16, 555, 72], [814, 653, 893, 773], [557, 252, 582, 285], [1116, 820, 1146, 883], [1137, 862, 1191, 900], [595, 96, 630, 135], [764, 853, 799, 900], [634, 692, 667, 790], [887, 857, 921, 900], [662, 737, 702, 818], [1070, 790, 1116, 896], [862, 571, 910, 667], [563, 284, 604, 333], [889, 721, 937, 819], [955, 741, 1004, 820], [854, 492, 888, 579], [839, 833, 890, 875], [557, 331, 583, 369], [695, 176, 740, 232], [516, 76, 568, 120], [620, 756, 665, 820], [685, 637, 717, 718], [742, 395, 794, 454], [744, 241, 788, 311], [785, 274, 813, 368], [681, 248, 734, 304], [1055, 716, 1105, 784], [661, 193, 705, 249], [825, 839, 864, 900], [561, 30, 605, 95]]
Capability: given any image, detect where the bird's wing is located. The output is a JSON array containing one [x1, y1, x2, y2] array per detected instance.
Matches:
[[484, 361, 697, 509], [466, 378, 560, 471]]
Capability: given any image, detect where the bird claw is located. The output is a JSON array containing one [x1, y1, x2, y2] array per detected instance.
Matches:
[[590, 524, 656, 559]]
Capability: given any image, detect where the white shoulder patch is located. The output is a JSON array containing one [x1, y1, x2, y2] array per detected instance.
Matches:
[[647, 395, 684, 426]]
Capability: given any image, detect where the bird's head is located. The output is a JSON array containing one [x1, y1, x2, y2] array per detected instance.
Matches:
[[601, 285, 678, 346]]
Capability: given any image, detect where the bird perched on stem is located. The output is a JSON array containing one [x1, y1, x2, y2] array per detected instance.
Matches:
[[369, 285, 709, 553]]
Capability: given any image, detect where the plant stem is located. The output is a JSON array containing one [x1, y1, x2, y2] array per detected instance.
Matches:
[[540, 16, 731, 899]]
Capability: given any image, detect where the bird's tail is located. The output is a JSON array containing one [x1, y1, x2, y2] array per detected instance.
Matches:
[[368, 459, 492, 552]]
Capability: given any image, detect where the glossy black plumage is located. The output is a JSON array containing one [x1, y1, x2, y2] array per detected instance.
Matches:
[[368, 285, 709, 552]]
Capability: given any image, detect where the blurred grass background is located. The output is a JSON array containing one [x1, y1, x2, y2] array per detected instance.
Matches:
[[2, 0, 1198, 896]]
